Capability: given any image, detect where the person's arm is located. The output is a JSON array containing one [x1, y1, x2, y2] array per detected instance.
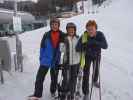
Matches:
[[40, 32, 48, 60], [76, 37, 82, 52], [63, 38, 69, 67], [40, 33, 48, 48], [60, 31, 67, 43], [76, 36, 88, 52], [87, 32, 108, 49], [96, 32, 108, 49]]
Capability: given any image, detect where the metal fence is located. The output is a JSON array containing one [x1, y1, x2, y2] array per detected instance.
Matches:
[[0, 36, 23, 84], [0, 39, 11, 84]]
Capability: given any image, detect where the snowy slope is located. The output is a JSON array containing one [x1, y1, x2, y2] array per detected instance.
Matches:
[[0, 0, 133, 100]]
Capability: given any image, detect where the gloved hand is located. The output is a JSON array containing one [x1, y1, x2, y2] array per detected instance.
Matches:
[[87, 39, 98, 47]]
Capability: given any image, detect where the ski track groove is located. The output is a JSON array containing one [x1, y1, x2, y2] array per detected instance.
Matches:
[[103, 56, 133, 81]]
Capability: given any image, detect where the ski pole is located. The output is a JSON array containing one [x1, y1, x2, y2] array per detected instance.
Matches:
[[90, 59, 97, 100], [97, 57, 102, 100], [90, 56, 102, 100]]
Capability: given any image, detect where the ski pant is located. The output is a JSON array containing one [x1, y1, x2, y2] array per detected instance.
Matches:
[[33, 65, 59, 98], [61, 64, 79, 99], [82, 56, 101, 95]]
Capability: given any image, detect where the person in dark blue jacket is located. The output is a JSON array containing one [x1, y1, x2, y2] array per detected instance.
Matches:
[[29, 18, 66, 100], [76, 20, 108, 100]]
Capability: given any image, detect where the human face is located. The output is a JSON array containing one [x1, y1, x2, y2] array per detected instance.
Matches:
[[51, 22, 60, 31], [67, 27, 75, 37], [86, 25, 96, 37]]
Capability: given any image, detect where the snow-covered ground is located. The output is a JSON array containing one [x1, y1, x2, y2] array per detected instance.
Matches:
[[0, 0, 133, 100]]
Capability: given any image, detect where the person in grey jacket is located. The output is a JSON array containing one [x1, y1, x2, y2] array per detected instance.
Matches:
[[60, 22, 80, 100]]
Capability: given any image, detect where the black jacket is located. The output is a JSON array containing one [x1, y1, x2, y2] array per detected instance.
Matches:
[[76, 31, 108, 59]]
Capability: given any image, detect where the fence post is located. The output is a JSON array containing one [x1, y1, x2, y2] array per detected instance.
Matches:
[[0, 58, 4, 84], [15, 36, 23, 72]]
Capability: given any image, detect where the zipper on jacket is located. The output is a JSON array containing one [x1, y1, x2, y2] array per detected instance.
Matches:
[[72, 39, 74, 65]]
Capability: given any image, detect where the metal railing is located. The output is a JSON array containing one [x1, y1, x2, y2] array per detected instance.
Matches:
[[0, 58, 4, 84], [0, 37, 23, 84], [0, 39, 11, 84]]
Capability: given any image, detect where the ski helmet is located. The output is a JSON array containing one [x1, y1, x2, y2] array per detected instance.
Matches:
[[50, 18, 60, 26], [66, 22, 77, 31]]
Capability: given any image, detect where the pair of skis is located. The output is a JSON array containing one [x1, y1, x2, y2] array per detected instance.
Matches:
[[89, 58, 101, 100], [28, 57, 102, 100], [76, 56, 102, 100]]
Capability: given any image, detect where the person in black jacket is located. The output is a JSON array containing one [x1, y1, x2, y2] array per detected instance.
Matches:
[[76, 20, 108, 99]]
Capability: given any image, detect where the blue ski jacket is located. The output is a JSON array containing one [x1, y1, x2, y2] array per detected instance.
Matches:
[[39, 30, 65, 68]]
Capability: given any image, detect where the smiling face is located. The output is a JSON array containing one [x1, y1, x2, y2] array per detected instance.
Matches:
[[51, 22, 60, 31], [86, 25, 97, 37], [67, 27, 75, 37], [86, 20, 97, 37]]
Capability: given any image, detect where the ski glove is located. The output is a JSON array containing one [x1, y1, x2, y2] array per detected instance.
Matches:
[[87, 39, 99, 47]]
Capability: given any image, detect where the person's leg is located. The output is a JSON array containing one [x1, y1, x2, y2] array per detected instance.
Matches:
[[34, 66, 49, 98], [50, 67, 59, 94], [67, 66, 72, 100], [76, 66, 82, 97], [60, 68, 69, 99], [93, 56, 101, 83], [82, 58, 92, 95], [69, 65, 79, 99]]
